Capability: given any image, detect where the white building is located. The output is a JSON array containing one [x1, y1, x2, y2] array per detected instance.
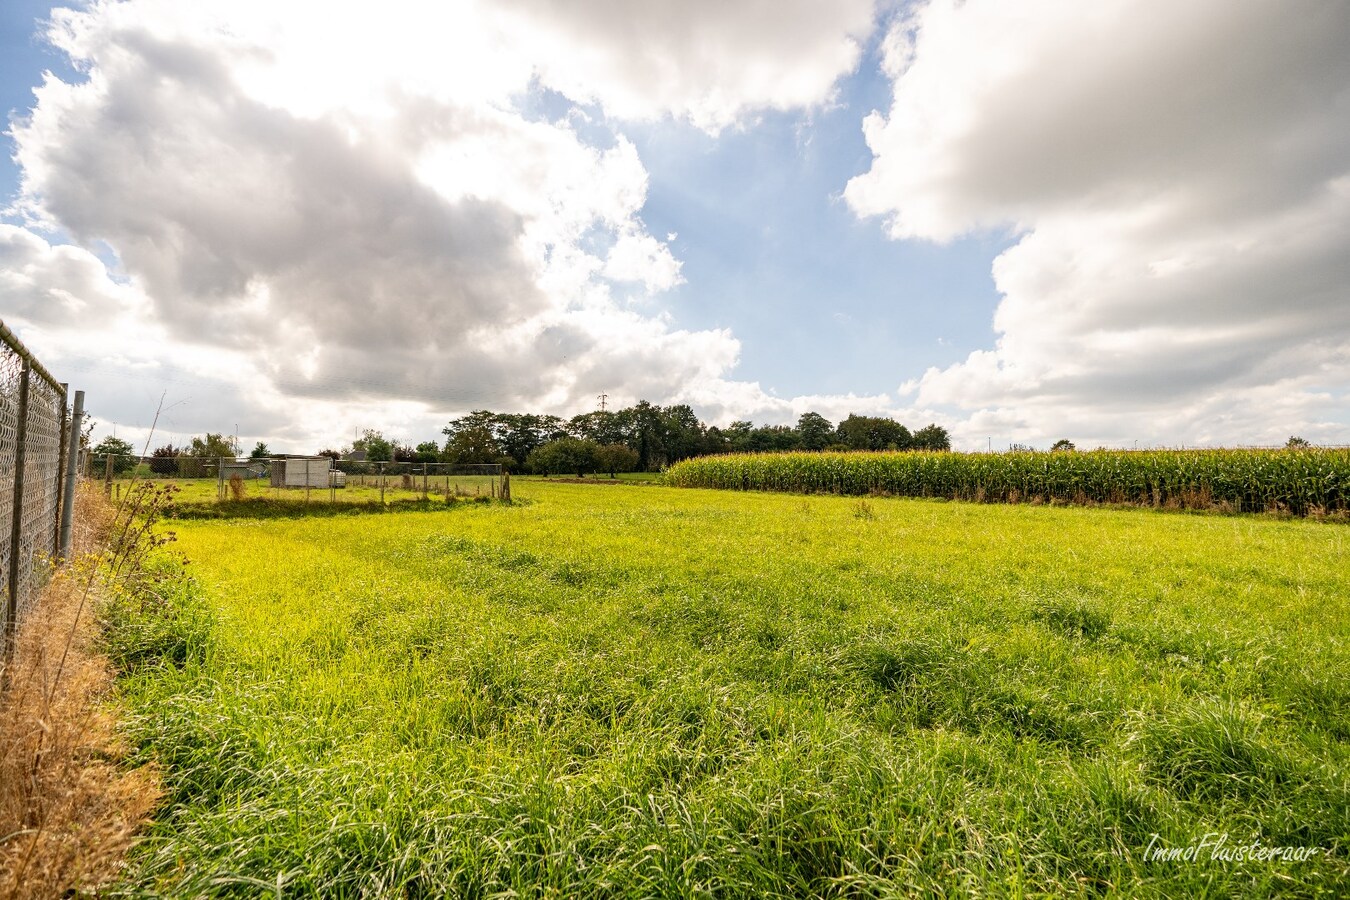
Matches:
[[269, 457, 333, 488]]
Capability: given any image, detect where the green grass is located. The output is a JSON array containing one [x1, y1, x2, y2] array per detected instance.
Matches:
[[107, 482, 1350, 896], [112, 474, 503, 508]]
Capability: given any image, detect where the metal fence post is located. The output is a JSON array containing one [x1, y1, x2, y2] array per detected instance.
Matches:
[[5, 361, 32, 661], [104, 453, 113, 496], [58, 390, 84, 561], [53, 383, 68, 556]]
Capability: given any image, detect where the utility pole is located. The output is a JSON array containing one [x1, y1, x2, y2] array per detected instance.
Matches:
[[597, 393, 608, 412]]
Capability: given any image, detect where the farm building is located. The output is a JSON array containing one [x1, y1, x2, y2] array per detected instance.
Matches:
[[269, 456, 333, 488], [221, 460, 266, 480]]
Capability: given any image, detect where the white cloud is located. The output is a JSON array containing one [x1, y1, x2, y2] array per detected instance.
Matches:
[[494, 0, 876, 132], [3, 0, 884, 448], [848, 0, 1350, 447], [0, 225, 139, 323]]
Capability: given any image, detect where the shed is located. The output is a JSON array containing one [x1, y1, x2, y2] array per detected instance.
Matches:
[[221, 461, 266, 480], [269, 457, 332, 488]]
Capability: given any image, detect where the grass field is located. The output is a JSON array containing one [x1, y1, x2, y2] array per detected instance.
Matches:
[[105, 481, 1349, 896]]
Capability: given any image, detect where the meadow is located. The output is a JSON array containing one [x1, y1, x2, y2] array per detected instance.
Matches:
[[103, 481, 1349, 896]]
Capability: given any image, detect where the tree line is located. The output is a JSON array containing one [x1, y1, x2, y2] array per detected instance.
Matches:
[[326, 404, 951, 475], [87, 404, 951, 478]]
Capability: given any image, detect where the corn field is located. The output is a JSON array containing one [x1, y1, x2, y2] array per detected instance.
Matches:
[[664, 449, 1350, 515]]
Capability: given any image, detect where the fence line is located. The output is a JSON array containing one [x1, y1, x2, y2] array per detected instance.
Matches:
[[2, 319, 75, 665], [95, 455, 508, 506]]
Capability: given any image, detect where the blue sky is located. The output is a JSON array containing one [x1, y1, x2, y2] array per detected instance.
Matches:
[[1, 0, 75, 199], [2, 1, 1347, 452]]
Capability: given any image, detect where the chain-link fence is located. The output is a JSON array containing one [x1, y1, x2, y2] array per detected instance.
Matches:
[[2, 321, 71, 659], [94, 455, 508, 507]]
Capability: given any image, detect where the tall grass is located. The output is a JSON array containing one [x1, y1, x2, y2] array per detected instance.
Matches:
[[665, 448, 1350, 515], [0, 484, 161, 898], [103, 483, 1350, 895]]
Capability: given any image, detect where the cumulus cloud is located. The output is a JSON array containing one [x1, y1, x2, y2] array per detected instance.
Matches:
[[3, 0, 882, 448], [0, 224, 139, 323], [849, 0, 1350, 447], [494, 0, 875, 132]]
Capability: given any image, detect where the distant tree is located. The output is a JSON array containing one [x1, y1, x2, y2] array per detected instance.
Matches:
[[796, 412, 834, 451], [79, 417, 97, 454], [619, 401, 667, 471], [186, 433, 236, 458], [748, 424, 799, 452], [353, 429, 393, 462], [149, 443, 180, 475], [1286, 436, 1312, 449], [496, 413, 566, 467], [596, 443, 639, 478], [1008, 443, 1035, 453], [836, 415, 911, 451], [249, 441, 271, 460], [567, 410, 628, 446], [414, 441, 440, 463], [723, 421, 755, 453], [316, 448, 341, 461], [90, 436, 137, 474], [443, 411, 504, 464], [527, 437, 600, 477], [1050, 439, 1076, 453], [911, 424, 952, 452], [661, 404, 707, 463]]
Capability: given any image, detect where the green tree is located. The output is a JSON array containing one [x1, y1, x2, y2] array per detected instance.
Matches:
[[414, 441, 440, 463], [527, 438, 600, 477], [795, 412, 833, 451], [249, 441, 271, 460], [442, 411, 503, 464], [1286, 436, 1312, 449], [618, 401, 666, 471], [353, 429, 393, 462], [836, 415, 912, 451], [596, 443, 639, 478], [497, 413, 566, 467], [723, 421, 755, 453], [749, 425, 799, 452], [661, 404, 706, 463], [1050, 439, 1076, 453], [149, 443, 180, 475], [567, 410, 627, 446], [912, 424, 952, 452], [90, 436, 137, 474], [187, 433, 236, 458]]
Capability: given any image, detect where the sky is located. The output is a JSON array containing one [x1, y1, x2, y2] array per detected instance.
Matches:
[[1, 0, 1347, 454]]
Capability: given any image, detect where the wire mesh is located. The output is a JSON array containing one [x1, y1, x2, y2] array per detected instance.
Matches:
[[98, 454, 507, 505], [2, 327, 69, 644]]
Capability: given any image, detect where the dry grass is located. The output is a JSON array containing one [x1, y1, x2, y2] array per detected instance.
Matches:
[[0, 483, 161, 899]]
